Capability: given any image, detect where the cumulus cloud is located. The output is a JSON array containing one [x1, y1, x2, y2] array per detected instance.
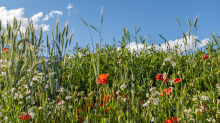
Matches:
[[42, 10, 62, 21], [0, 6, 50, 33], [117, 36, 210, 56], [67, 3, 73, 10]]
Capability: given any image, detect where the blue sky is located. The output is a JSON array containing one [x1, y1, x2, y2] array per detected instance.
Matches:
[[0, 0, 220, 56]]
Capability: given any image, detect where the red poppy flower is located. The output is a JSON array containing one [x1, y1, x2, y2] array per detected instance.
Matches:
[[95, 74, 109, 84], [211, 82, 216, 85], [2, 47, 8, 52], [201, 54, 208, 60], [160, 89, 171, 97], [102, 94, 113, 103], [60, 76, 62, 83], [19, 114, 32, 120], [156, 73, 169, 82], [113, 91, 118, 98], [164, 116, 177, 123], [53, 99, 62, 105], [173, 78, 182, 83]]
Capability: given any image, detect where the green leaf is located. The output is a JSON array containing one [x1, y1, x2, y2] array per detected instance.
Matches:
[[90, 25, 100, 33]]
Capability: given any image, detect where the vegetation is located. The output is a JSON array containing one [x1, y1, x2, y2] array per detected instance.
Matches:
[[0, 7, 219, 123]]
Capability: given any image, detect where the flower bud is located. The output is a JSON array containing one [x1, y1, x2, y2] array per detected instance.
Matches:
[[75, 86, 79, 91], [117, 96, 122, 103], [80, 91, 85, 96], [68, 75, 71, 80], [74, 91, 77, 97], [177, 71, 182, 76], [150, 80, 153, 85]]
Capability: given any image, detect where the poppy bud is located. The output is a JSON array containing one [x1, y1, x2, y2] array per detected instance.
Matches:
[[80, 91, 85, 96], [150, 80, 153, 85], [75, 86, 79, 91], [195, 108, 199, 114], [180, 44, 182, 47], [68, 75, 71, 80], [177, 71, 182, 76], [74, 91, 77, 97], [145, 44, 148, 47], [159, 44, 161, 47], [166, 46, 168, 49], [117, 96, 122, 103]]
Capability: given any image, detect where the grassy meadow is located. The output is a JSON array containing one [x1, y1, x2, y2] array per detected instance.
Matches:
[[0, 8, 220, 123]]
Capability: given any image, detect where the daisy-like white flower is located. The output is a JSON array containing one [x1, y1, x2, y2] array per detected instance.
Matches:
[[38, 107, 43, 110], [201, 95, 209, 101], [65, 96, 72, 100], [171, 61, 176, 67], [146, 93, 149, 97], [151, 91, 159, 96], [120, 85, 127, 90], [69, 105, 73, 108], [154, 98, 159, 105]]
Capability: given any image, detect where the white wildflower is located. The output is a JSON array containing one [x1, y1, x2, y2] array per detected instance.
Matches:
[[120, 85, 127, 90], [65, 96, 72, 100]]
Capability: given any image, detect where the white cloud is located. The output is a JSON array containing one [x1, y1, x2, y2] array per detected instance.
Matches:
[[42, 10, 63, 21], [72, 9, 79, 14], [0, 6, 50, 33], [117, 36, 210, 56], [68, 9, 78, 16], [67, 3, 73, 10]]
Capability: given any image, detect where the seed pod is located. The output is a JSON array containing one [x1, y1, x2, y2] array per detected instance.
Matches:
[[74, 91, 77, 97], [88, 91, 94, 98], [75, 86, 79, 91]]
